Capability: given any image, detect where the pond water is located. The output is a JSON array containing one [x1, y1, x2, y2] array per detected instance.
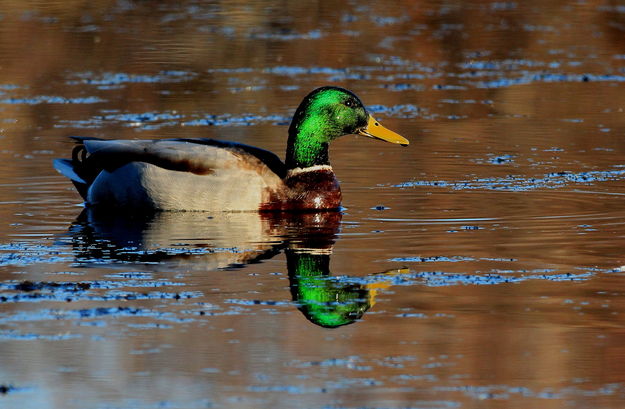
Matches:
[[2, 0, 625, 408]]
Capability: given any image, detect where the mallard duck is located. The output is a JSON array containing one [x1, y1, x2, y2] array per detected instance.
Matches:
[[54, 86, 408, 211]]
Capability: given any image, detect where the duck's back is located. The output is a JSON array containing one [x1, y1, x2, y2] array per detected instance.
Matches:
[[55, 138, 287, 212]]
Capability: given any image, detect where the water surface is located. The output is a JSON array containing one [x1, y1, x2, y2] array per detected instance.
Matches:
[[2, 1, 625, 408]]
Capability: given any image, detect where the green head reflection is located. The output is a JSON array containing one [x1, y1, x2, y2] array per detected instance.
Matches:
[[287, 250, 371, 328]]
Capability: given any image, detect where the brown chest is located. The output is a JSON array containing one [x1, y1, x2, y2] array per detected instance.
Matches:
[[260, 169, 342, 211]]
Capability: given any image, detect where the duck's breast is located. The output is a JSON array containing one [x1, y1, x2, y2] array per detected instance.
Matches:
[[260, 166, 342, 211]]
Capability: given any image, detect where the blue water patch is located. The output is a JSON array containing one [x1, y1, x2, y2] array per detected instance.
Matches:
[[0, 84, 22, 90], [127, 323, 172, 330], [435, 383, 622, 400], [247, 384, 324, 394], [197, 25, 236, 36], [206, 67, 254, 74], [393, 256, 474, 263], [391, 256, 515, 263], [0, 281, 201, 304], [228, 85, 267, 93], [263, 66, 347, 76], [440, 99, 480, 104], [56, 108, 292, 129], [394, 168, 625, 191], [216, 65, 374, 82], [381, 83, 425, 91], [104, 272, 154, 279], [395, 312, 455, 319], [288, 356, 372, 371], [433, 84, 468, 90], [225, 299, 292, 307], [368, 104, 422, 118], [343, 269, 594, 288], [0, 330, 82, 341], [192, 56, 625, 97], [371, 15, 410, 26], [471, 154, 516, 165], [183, 113, 291, 127], [55, 111, 183, 129], [488, 154, 515, 164], [467, 73, 625, 89], [598, 5, 625, 13], [67, 71, 197, 88], [459, 59, 560, 70], [106, 112, 183, 122], [0, 243, 73, 266], [0, 306, 196, 341], [280, 85, 300, 91], [522, 24, 557, 32], [248, 29, 323, 40], [490, 2, 517, 10], [0, 96, 104, 105], [378, 72, 433, 81]]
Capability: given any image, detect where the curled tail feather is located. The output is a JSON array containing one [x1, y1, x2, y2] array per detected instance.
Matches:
[[53, 140, 99, 200]]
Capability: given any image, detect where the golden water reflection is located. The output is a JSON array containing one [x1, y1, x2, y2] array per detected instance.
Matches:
[[70, 209, 407, 328]]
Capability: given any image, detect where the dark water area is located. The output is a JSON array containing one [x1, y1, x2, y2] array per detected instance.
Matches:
[[2, 0, 625, 408]]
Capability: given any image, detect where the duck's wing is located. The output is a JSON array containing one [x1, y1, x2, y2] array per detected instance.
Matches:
[[54, 137, 287, 200]]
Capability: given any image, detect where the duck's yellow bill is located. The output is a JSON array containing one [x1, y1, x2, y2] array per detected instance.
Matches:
[[357, 115, 409, 146], [366, 267, 410, 307]]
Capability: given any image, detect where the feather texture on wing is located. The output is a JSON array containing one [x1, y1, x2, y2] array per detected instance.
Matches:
[[56, 137, 287, 211]]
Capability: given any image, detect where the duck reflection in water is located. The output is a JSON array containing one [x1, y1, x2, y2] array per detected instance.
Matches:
[[69, 209, 406, 328]]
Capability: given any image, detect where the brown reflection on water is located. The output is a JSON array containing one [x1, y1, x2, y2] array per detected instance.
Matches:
[[2, 0, 625, 408]]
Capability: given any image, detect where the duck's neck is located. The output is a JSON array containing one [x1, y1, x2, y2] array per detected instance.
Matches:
[[285, 118, 331, 170], [287, 251, 330, 279], [287, 251, 331, 303]]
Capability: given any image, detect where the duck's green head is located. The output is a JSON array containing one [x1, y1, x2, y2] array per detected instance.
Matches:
[[286, 86, 408, 169]]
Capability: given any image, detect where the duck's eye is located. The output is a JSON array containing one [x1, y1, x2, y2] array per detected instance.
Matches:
[[344, 99, 355, 108]]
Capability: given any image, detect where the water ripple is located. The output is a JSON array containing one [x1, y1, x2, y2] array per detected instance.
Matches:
[[394, 168, 625, 191]]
